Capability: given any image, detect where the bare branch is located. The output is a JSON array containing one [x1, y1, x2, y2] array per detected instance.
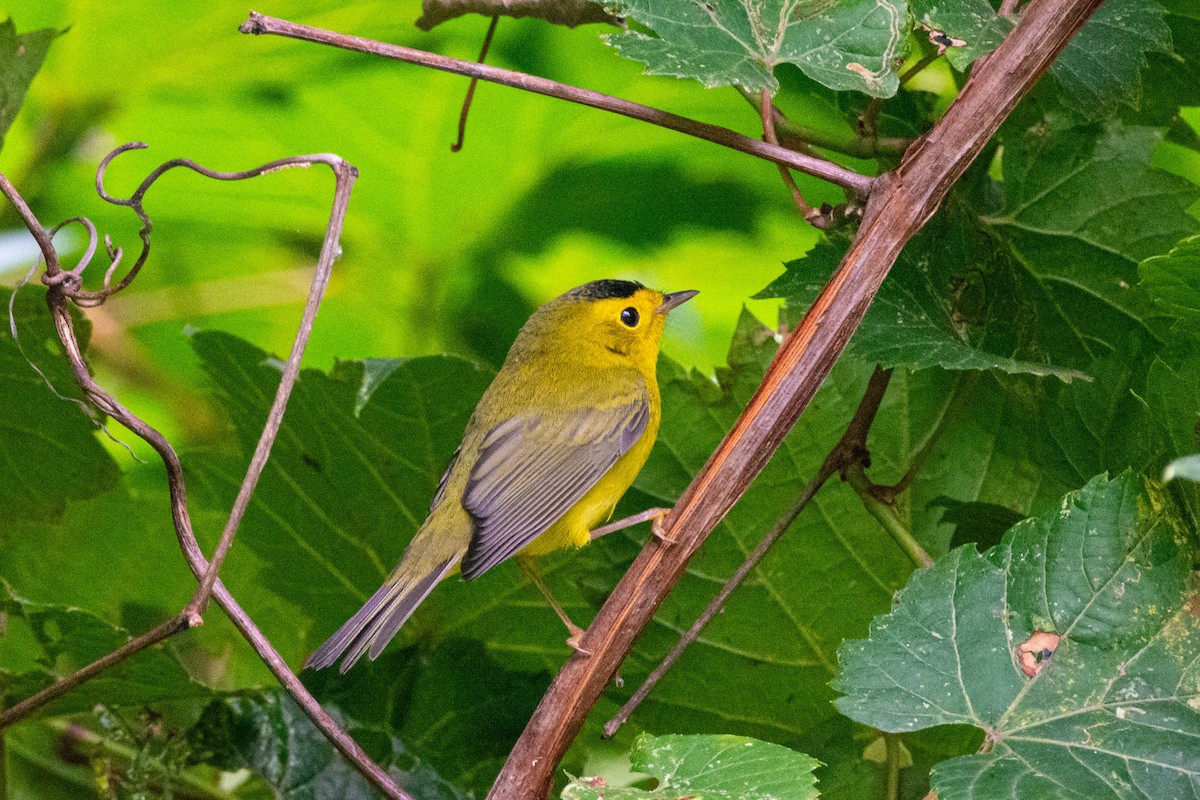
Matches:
[[238, 12, 876, 199], [486, 0, 1107, 795], [0, 160, 413, 800], [759, 88, 827, 227], [450, 15, 499, 153]]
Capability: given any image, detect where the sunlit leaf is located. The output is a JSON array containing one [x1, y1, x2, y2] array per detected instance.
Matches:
[[604, 0, 906, 96], [563, 733, 820, 799]]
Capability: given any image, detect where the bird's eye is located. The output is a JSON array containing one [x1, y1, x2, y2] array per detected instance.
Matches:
[[620, 307, 640, 327]]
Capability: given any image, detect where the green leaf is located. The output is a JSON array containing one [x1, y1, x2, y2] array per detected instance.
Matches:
[[1165, 454, 1200, 483], [563, 732, 820, 799], [834, 472, 1199, 800], [603, 0, 906, 96], [190, 690, 468, 800], [756, 214, 1088, 379], [303, 639, 545, 797], [984, 121, 1200, 360], [0, 583, 207, 719], [1050, 0, 1172, 120], [1140, 234, 1200, 325], [188, 331, 493, 635], [0, 287, 119, 523], [0, 18, 61, 148], [909, 0, 1012, 71]]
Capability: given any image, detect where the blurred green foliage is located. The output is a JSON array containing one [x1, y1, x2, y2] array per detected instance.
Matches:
[[2, 1, 1200, 799]]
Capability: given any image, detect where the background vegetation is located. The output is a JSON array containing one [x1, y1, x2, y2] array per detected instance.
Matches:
[[1, 0, 1198, 798]]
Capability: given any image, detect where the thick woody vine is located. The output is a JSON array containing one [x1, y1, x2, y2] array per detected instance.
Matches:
[[0, 1, 1108, 798]]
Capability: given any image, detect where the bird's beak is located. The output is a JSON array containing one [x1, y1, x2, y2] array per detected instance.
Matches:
[[656, 289, 699, 315]]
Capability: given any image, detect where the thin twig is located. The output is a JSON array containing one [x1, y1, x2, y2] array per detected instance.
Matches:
[[0, 615, 189, 728], [759, 88, 824, 227], [738, 88, 912, 159], [844, 464, 933, 568], [239, 12, 875, 199], [450, 15, 499, 153], [0, 161, 414, 800], [603, 366, 893, 737], [486, 0, 1106, 794]]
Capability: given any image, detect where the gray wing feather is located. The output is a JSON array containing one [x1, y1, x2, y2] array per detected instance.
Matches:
[[459, 398, 649, 579]]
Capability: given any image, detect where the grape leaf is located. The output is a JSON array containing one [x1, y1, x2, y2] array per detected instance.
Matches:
[[984, 121, 1200, 361], [1140, 234, 1200, 326], [756, 219, 1088, 379], [0, 19, 61, 148], [908, 0, 1011, 71], [188, 331, 494, 633], [603, 0, 906, 96], [190, 690, 468, 800], [0, 287, 119, 523], [0, 583, 207, 719], [834, 472, 1199, 800], [563, 733, 820, 799], [1049, 0, 1172, 120]]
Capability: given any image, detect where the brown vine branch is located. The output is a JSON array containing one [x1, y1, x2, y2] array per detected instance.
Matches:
[[0, 157, 414, 800], [450, 15, 499, 153], [604, 365, 893, 737], [759, 88, 826, 227], [484, 0, 1105, 795], [238, 12, 876, 199]]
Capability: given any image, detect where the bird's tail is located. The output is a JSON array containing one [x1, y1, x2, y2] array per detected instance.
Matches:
[[305, 557, 455, 673]]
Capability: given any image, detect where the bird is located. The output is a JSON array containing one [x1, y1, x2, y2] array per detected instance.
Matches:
[[306, 279, 698, 672]]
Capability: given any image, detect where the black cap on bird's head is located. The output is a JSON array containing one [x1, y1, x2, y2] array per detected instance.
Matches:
[[566, 279, 646, 302]]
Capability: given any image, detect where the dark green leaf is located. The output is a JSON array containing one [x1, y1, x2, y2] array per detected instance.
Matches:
[[984, 121, 1200, 360], [0, 287, 119, 523], [563, 732, 820, 799], [757, 213, 1088, 378], [834, 473, 1199, 800], [909, 0, 1011, 70], [303, 639, 545, 796], [604, 0, 906, 96], [0, 18, 61, 148], [1050, 0, 1172, 120], [189, 331, 494, 638], [0, 583, 207, 719], [190, 690, 467, 800]]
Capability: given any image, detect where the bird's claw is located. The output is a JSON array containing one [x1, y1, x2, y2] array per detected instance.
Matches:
[[651, 510, 676, 544], [567, 625, 592, 656]]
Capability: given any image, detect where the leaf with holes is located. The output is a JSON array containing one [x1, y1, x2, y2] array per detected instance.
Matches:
[[603, 0, 906, 96], [834, 472, 1200, 800]]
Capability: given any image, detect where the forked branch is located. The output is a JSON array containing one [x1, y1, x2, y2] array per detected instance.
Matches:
[[0, 154, 414, 800]]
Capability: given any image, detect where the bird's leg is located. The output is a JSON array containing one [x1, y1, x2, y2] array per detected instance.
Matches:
[[517, 557, 591, 655], [590, 507, 675, 544]]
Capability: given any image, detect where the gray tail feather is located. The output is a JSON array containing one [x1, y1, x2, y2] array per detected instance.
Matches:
[[305, 559, 454, 674]]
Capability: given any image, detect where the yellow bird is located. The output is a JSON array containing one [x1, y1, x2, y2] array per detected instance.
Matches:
[[307, 279, 697, 672]]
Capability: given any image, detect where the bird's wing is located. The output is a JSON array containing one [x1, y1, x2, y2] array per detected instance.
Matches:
[[459, 395, 649, 579]]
